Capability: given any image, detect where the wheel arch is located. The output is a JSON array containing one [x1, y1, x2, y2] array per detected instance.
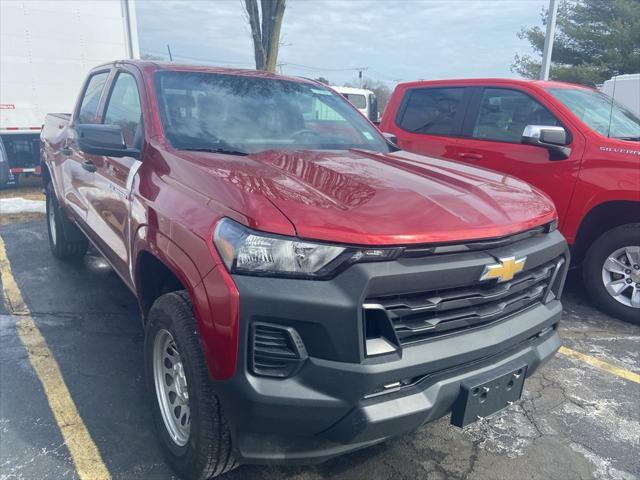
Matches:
[[40, 160, 52, 185], [40, 159, 65, 205], [136, 249, 188, 318], [133, 225, 204, 319], [573, 200, 640, 264]]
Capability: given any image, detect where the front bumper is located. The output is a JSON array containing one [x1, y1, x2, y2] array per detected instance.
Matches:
[[212, 231, 568, 464]]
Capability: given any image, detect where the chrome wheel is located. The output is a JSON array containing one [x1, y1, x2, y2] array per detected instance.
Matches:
[[601, 246, 640, 308], [47, 195, 57, 246], [153, 329, 191, 446]]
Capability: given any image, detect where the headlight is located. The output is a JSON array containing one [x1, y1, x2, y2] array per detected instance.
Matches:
[[213, 218, 398, 279]]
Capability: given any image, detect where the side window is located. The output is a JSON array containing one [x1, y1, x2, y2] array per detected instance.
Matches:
[[344, 94, 367, 109], [398, 87, 464, 136], [472, 88, 559, 143], [77, 72, 109, 124], [103, 72, 142, 148]]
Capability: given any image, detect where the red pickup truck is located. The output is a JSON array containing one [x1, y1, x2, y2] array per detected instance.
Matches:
[[41, 61, 568, 479], [381, 79, 640, 323]]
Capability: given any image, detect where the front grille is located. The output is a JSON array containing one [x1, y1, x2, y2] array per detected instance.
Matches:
[[364, 257, 563, 345], [250, 323, 307, 378]]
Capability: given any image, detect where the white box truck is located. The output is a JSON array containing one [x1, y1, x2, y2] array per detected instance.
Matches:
[[0, 0, 139, 187], [600, 74, 640, 117], [331, 86, 379, 122]]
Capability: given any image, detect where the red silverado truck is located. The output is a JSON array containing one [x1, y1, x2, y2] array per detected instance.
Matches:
[[380, 78, 640, 323], [41, 61, 568, 479]]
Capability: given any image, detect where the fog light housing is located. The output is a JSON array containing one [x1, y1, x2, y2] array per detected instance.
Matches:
[[250, 323, 307, 378]]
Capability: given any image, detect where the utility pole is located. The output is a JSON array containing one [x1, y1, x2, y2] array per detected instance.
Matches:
[[357, 67, 368, 88], [540, 0, 558, 80]]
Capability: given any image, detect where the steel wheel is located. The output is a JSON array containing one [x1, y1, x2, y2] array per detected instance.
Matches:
[[47, 194, 57, 246], [153, 329, 191, 446], [601, 246, 640, 308]]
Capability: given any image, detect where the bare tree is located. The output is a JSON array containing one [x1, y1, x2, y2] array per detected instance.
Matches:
[[244, 0, 286, 72]]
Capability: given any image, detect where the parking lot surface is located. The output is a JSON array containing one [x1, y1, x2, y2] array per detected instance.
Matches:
[[1, 218, 639, 480]]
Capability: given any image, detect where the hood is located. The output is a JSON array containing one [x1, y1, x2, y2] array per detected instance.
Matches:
[[180, 148, 556, 246]]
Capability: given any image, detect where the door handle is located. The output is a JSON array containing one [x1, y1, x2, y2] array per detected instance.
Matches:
[[82, 160, 97, 173], [61, 147, 72, 156], [458, 152, 483, 160]]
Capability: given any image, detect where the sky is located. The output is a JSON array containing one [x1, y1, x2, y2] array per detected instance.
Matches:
[[135, 0, 549, 86]]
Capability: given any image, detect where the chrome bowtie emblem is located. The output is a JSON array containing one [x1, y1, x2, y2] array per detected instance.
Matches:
[[480, 256, 526, 283]]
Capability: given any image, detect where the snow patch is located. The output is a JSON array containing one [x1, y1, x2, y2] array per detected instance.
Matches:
[[464, 406, 538, 457], [570, 443, 637, 480], [0, 197, 45, 214]]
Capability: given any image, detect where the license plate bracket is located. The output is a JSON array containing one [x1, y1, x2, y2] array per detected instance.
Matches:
[[450, 364, 528, 428]]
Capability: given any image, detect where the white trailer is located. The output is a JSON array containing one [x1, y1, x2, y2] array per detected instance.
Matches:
[[600, 74, 640, 117], [331, 86, 379, 122], [0, 0, 139, 187]]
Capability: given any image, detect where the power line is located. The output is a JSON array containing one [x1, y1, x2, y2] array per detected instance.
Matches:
[[140, 50, 398, 84], [141, 48, 254, 67], [283, 62, 368, 72]]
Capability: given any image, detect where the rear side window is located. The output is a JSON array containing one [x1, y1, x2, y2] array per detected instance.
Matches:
[[397, 87, 464, 136], [103, 72, 142, 148], [343, 93, 366, 109], [472, 88, 559, 143], [78, 72, 109, 124]]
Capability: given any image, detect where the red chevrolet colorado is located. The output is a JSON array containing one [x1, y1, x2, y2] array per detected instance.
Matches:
[[380, 78, 640, 323], [41, 61, 568, 479]]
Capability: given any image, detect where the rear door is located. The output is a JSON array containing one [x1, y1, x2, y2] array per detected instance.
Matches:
[[84, 68, 144, 282], [62, 70, 111, 222], [389, 86, 472, 159], [454, 86, 585, 224]]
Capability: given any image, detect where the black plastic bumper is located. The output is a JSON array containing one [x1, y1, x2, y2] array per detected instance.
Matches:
[[213, 231, 568, 464]]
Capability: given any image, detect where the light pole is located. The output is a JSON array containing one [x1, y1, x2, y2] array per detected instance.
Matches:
[[540, 0, 559, 80]]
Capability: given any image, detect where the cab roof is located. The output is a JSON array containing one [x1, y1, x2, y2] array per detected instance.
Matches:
[[396, 77, 595, 91], [92, 59, 318, 85]]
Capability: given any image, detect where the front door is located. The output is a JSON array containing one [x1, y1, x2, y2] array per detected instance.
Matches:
[[454, 87, 585, 226], [84, 70, 143, 284]]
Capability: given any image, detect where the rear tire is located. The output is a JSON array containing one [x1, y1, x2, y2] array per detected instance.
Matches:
[[145, 291, 238, 479], [583, 224, 640, 324], [0, 160, 8, 189], [45, 181, 88, 259]]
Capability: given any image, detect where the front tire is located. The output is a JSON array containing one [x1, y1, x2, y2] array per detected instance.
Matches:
[[45, 182, 88, 259], [145, 291, 237, 479], [583, 224, 640, 324]]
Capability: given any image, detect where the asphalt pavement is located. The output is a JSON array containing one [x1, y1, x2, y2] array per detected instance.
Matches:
[[1, 219, 638, 480]]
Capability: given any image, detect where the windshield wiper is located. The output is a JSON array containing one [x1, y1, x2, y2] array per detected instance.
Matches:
[[614, 136, 640, 141], [181, 147, 248, 156]]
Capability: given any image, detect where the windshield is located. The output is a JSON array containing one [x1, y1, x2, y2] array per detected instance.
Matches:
[[154, 71, 390, 154], [343, 93, 367, 109], [546, 87, 640, 140]]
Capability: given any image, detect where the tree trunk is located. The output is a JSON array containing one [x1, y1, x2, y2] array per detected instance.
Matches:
[[245, 0, 266, 70], [264, 0, 285, 73], [245, 0, 286, 73]]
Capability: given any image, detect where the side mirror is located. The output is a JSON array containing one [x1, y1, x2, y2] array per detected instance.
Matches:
[[522, 125, 571, 160], [382, 132, 398, 145], [76, 124, 140, 158]]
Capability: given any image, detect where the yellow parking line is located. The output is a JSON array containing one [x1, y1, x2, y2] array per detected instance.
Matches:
[[0, 235, 111, 480], [558, 346, 640, 384]]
